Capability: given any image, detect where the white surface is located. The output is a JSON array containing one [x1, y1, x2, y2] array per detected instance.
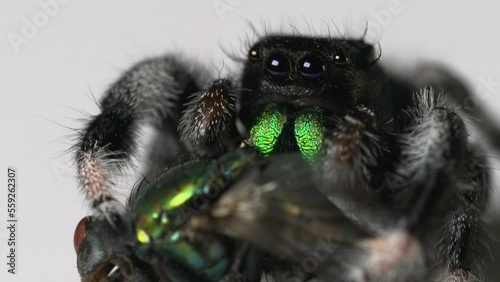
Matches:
[[1, 1, 499, 281]]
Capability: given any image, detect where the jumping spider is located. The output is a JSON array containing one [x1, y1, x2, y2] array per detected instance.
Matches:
[[73, 33, 496, 282]]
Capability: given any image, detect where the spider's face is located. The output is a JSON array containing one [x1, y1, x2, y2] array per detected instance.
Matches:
[[239, 36, 379, 158], [240, 36, 377, 125]]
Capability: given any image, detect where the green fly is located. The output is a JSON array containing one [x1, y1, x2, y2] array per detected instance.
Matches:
[[131, 149, 255, 281], [74, 149, 376, 282]]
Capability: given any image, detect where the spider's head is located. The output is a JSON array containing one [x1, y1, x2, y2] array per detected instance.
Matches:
[[238, 36, 384, 158], [240, 35, 379, 126]]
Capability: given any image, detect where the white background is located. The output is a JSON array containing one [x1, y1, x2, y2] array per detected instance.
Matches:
[[1, 1, 500, 281]]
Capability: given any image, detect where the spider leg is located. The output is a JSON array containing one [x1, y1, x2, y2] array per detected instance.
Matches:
[[414, 64, 500, 154], [179, 79, 238, 158], [75, 56, 201, 219], [320, 107, 423, 281], [319, 107, 431, 281], [320, 104, 486, 281], [394, 88, 491, 282], [321, 106, 400, 232]]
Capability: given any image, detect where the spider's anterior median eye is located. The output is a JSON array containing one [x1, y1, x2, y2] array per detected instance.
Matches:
[[265, 53, 290, 80], [298, 54, 326, 81], [334, 50, 348, 67]]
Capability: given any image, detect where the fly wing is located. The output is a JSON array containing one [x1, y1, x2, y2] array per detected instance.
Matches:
[[190, 154, 374, 280]]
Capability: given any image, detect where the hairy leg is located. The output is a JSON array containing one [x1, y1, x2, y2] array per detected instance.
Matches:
[[179, 79, 239, 158], [319, 106, 428, 281], [74, 55, 201, 218], [394, 88, 491, 282]]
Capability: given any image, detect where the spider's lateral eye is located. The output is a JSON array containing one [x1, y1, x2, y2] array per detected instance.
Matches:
[[298, 54, 326, 82], [265, 53, 290, 81], [334, 50, 348, 67], [248, 46, 261, 62], [74, 216, 88, 253]]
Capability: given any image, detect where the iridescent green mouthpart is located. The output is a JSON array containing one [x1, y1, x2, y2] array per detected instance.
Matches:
[[294, 108, 325, 162], [250, 105, 325, 161], [250, 105, 287, 156]]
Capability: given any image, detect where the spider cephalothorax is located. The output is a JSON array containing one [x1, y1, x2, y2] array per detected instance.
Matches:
[[73, 34, 496, 282]]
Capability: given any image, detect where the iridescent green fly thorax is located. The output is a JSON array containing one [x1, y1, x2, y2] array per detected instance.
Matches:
[[131, 149, 255, 281], [249, 104, 325, 162]]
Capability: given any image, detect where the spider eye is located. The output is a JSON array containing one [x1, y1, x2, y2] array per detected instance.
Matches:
[[298, 54, 326, 82], [265, 53, 290, 80], [334, 50, 348, 67], [74, 216, 88, 253], [248, 46, 261, 62]]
